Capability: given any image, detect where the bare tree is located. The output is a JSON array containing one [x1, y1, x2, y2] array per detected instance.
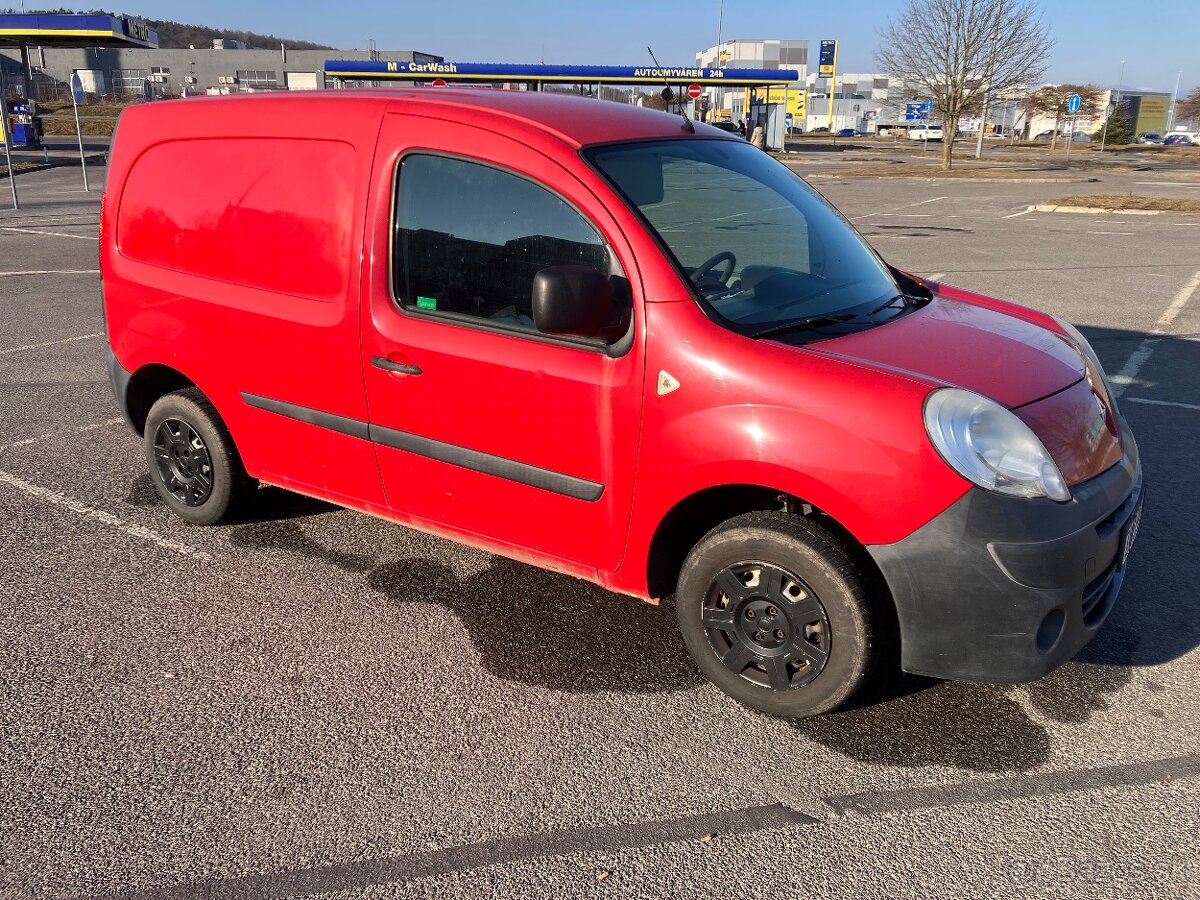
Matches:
[[877, 0, 1053, 169], [1025, 83, 1103, 150], [1176, 85, 1200, 128]]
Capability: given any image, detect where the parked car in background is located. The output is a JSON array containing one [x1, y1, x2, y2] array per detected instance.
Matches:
[[1163, 133, 1197, 146], [1136, 133, 1164, 144], [836, 127, 865, 137], [907, 123, 943, 141], [711, 121, 747, 139], [1033, 130, 1064, 141]]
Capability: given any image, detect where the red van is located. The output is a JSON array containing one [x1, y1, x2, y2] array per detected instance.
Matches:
[[102, 90, 1142, 716]]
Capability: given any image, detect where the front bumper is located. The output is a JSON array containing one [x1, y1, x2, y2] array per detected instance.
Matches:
[[869, 427, 1143, 683]]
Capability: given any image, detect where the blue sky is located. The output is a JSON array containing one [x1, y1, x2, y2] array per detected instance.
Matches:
[[106, 0, 1195, 92]]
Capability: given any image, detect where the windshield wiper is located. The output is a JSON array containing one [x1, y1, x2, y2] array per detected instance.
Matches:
[[868, 293, 929, 316], [867, 294, 908, 315], [750, 313, 858, 339]]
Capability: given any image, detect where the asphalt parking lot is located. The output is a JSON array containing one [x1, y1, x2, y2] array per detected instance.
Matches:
[[2, 155, 1199, 899]]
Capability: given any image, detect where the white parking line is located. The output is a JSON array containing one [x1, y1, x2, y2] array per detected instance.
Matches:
[[0, 332, 103, 355], [0, 469, 210, 561], [851, 196, 948, 221], [1126, 397, 1200, 412], [0, 269, 100, 277], [1002, 206, 1036, 219], [0, 226, 99, 241], [1110, 269, 1200, 398], [0, 417, 123, 453], [1089, 231, 1136, 235], [1134, 182, 1200, 187], [924, 272, 946, 281]]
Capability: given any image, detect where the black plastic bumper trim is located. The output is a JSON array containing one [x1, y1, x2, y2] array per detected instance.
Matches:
[[868, 424, 1141, 683], [106, 347, 138, 434]]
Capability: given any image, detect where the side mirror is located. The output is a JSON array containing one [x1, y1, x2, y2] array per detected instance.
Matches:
[[532, 266, 626, 341]]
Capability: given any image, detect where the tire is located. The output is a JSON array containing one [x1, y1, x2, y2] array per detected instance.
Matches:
[[143, 388, 254, 526], [675, 510, 882, 717]]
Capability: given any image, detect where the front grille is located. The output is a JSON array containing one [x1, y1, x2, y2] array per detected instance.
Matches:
[[1081, 558, 1118, 626], [1096, 483, 1140, 542]]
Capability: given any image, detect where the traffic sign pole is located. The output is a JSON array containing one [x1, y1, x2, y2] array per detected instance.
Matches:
[[1064, 95, 1081, 165], [0, 62, 18, 209], [70, 73, 89, 192]]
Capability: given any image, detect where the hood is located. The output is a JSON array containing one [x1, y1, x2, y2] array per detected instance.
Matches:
[[806, 297, 1085, 408]]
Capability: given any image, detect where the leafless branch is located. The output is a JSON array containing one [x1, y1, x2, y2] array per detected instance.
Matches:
[[876, 0, 1053, 168]]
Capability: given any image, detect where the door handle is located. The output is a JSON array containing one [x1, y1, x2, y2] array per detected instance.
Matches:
[[371, 356, 423, 376]]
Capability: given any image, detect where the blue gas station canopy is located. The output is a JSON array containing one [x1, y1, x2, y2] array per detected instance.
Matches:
[[0, 13, 157, 48], [325, 60, 799, 86]]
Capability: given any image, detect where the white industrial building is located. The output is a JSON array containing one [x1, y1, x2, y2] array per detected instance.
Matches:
[[694, 39, 808, 125]]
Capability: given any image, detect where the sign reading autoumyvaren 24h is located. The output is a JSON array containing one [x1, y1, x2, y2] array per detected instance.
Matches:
[[323, 60, 800, 87]]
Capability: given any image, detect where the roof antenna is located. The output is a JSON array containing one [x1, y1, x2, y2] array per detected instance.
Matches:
[[647, 46, 695, 133]]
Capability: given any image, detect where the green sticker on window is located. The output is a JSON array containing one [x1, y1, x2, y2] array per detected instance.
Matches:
[[416, 296, 437, 310]]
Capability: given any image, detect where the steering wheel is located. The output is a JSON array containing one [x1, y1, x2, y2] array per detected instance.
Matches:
[[693, 251, 737, 287]]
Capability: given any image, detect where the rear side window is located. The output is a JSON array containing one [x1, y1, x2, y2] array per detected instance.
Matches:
[[392, 154, 610, 334], [117, 138, 354, 302]]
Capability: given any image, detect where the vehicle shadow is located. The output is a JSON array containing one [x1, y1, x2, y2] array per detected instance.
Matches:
[[367, 557, 703, 694], [126, 473, 337, 524]]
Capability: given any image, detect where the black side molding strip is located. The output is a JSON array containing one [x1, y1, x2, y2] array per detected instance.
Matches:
[[240, 392, 604, 502], [369, 424, 605, 502], [241, 392, 371, 441]]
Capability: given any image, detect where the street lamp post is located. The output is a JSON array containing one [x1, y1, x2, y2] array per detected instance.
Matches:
[[1099, 59, 1126, 153], [1167, 70, 1182, 134], [974, 0, 1004, 159]]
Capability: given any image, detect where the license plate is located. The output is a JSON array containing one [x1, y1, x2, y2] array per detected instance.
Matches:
[[1120, 490, 1144, 568]]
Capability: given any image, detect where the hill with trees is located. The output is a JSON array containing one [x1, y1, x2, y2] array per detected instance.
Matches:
[[0, 8, 334, 49]]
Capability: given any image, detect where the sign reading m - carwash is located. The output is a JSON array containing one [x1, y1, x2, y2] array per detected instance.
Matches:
[[324, 60, 799, 87]]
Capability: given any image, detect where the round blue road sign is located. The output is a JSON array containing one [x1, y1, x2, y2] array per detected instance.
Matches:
[[1067, 93, 1082, 114]]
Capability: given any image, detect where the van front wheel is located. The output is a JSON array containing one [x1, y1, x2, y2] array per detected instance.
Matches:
[[144, 388, 254, 526], [675, 511, 880, 717]]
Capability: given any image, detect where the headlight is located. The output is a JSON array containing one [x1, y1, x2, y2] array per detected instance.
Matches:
[[1054, 317, 1120, 417], [924, 388, 1071, 502]]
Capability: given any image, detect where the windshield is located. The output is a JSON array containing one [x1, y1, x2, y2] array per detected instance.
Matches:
[[586, 138, 902, 335]]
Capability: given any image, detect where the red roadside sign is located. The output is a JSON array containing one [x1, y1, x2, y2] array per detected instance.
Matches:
[[687, 83, 703, 100], [431, 78, 447, 87]]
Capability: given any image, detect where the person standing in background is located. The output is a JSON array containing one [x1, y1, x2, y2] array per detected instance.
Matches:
[[750, 116, 766, 150]]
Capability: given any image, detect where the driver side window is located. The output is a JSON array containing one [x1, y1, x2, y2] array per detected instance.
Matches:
[[393, 154, 612, 334]]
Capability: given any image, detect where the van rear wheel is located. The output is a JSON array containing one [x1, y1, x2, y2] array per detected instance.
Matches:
[[675, 510, 881, 717], [144, 388, 254, 526]]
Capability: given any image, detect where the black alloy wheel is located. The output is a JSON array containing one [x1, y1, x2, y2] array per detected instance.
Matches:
[[152, 417, 213, 507], [675, 510, 883, 716], [143, 387, 255, 526], [702, 561, 830, 690]]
